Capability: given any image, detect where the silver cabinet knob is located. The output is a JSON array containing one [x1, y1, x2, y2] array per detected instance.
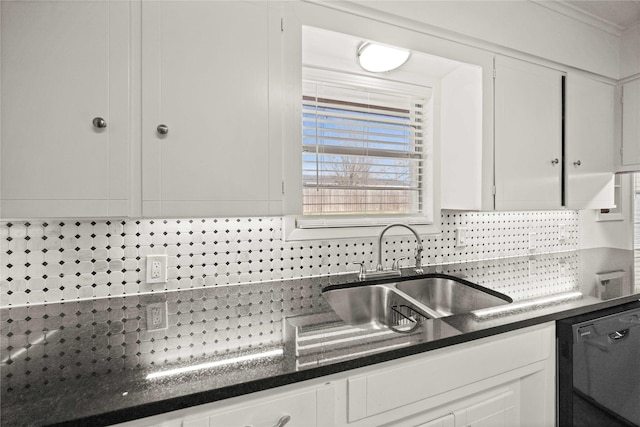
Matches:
[[157, 124, 169, 135], [92, 117, 107, 129], [551, 158, 559, 165], [573, 160, 582, 166]]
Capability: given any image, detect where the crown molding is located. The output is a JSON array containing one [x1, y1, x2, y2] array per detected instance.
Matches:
[[531, 1, 624, 37]]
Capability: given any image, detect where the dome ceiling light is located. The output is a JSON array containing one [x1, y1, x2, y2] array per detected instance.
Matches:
[[357, 42, 411, 73]]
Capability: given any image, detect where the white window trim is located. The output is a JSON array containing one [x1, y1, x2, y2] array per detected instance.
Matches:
[[283, 215, 441, 242]]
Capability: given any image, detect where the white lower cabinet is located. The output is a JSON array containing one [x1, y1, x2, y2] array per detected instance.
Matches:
[[413, 386, 516, 427], [340, 322, 554, 427], [115, 382, 335, 427], [116, 323, 554, 427]]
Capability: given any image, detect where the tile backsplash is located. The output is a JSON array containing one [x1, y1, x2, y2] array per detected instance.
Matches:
[[1, 211, 581, 402], [1, 211, 579, 307]]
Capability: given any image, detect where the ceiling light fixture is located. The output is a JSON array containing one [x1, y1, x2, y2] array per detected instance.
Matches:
[[357, 42, 410, 73]]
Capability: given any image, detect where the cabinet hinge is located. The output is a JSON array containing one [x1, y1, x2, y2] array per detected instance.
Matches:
[[282, 180, 285, 195], [492, 185, 497, 195], [493, 68, 496, 79], [281, 17, 284, 32]]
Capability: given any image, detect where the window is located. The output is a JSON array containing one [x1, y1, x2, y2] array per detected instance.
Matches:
[[285, 25, 483, 239], [300, 76, 431, 225]]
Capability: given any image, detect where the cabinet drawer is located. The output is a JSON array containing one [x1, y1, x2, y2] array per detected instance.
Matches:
[[348, 324, 552, 421], [206, 389, 317, 427]]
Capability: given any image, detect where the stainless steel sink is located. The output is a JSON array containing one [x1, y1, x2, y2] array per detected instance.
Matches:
[[322, 274, 511, 331], [322, 284, 434, 332], [396, 277, 512, 317]]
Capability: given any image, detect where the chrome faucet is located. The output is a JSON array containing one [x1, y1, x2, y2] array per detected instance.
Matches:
[[376, 223, 424, 274]]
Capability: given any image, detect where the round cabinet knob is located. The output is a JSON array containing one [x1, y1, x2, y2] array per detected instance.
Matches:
[[550, 158, 560, 165], [157, 124, 169, 135], [573, 160, 582, 166], [92, 117, 107, 129]]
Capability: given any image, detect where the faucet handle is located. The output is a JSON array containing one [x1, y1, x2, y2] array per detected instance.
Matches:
[[350, 261, 367, 281], [392, 257, 408, 270]]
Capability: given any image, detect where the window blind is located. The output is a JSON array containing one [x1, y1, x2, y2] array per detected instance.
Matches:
[[302, 81, 426, 216]]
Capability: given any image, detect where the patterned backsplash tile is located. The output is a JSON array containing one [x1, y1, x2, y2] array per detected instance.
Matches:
[[0, 211, 579, 307], [1, 210, 582, 400]]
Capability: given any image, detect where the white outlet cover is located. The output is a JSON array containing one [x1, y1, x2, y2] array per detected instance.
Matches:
[[529, 259, 537, 277], [558, 261, 567, 277], [528, 232, 537, 250], [146, 254, 168, 284], [146, 302, 168, 331], [455, 227, 468, 247], [559, 224, 567, 241]]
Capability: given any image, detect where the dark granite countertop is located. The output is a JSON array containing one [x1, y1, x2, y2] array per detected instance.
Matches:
[[1, 248, 638, 426]]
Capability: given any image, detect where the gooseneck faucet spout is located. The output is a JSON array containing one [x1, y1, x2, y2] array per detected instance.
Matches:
[[377, 223, 423, 274]]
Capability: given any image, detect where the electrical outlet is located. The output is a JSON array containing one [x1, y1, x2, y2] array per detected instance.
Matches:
[[558, 261, 567, 277], [146, 302, 167, 331], [146, 254, 167, 284], [529, 259, 538, 277], [558, 224, 566, 241], [455, 227, 468, 247]]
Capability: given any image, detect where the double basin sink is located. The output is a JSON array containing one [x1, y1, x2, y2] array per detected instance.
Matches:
[[323, 274, 512, 332]]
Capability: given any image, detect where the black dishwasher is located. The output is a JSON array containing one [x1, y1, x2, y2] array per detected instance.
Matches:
[[558, 301, 640, 427]]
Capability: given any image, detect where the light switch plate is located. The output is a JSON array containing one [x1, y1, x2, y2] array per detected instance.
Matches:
[[528, 232, 537, 250]]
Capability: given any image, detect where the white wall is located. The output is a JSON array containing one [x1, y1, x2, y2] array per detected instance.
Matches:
[[440, 65, 483, 210], [579, 174, 634, 250]]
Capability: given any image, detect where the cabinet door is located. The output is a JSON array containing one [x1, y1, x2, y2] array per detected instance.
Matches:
[[621, 79, 640, 169], [1, 1, 130, 218], [142, 1, 280, 218], [494, 56, 563, 210], [565, 74, 615, 209], [453, 390, 516, 427]]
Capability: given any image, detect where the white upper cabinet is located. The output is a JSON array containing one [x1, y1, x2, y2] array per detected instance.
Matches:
[[141, 1, 282, 218], [494, 56, 563, 210], [618, 79, 640, 172], [565, 74, 615, 210], [1, 1, 130, 218], [494, 57, 615, 211]]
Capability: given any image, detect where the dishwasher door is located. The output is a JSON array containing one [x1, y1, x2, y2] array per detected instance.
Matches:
[[558, 302, 640, 427]]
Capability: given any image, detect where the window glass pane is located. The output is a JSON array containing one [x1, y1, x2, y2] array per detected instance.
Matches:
[[302, 80, 425, 215]]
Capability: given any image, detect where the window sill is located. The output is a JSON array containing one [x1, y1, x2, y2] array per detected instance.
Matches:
[[283, 215, 441, 241]]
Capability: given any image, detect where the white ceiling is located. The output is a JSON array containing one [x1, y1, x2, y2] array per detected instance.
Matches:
[[560, 1, 640, 32]]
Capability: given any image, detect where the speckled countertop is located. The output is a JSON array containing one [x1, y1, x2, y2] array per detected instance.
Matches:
[[1, 248, 638, 426]]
